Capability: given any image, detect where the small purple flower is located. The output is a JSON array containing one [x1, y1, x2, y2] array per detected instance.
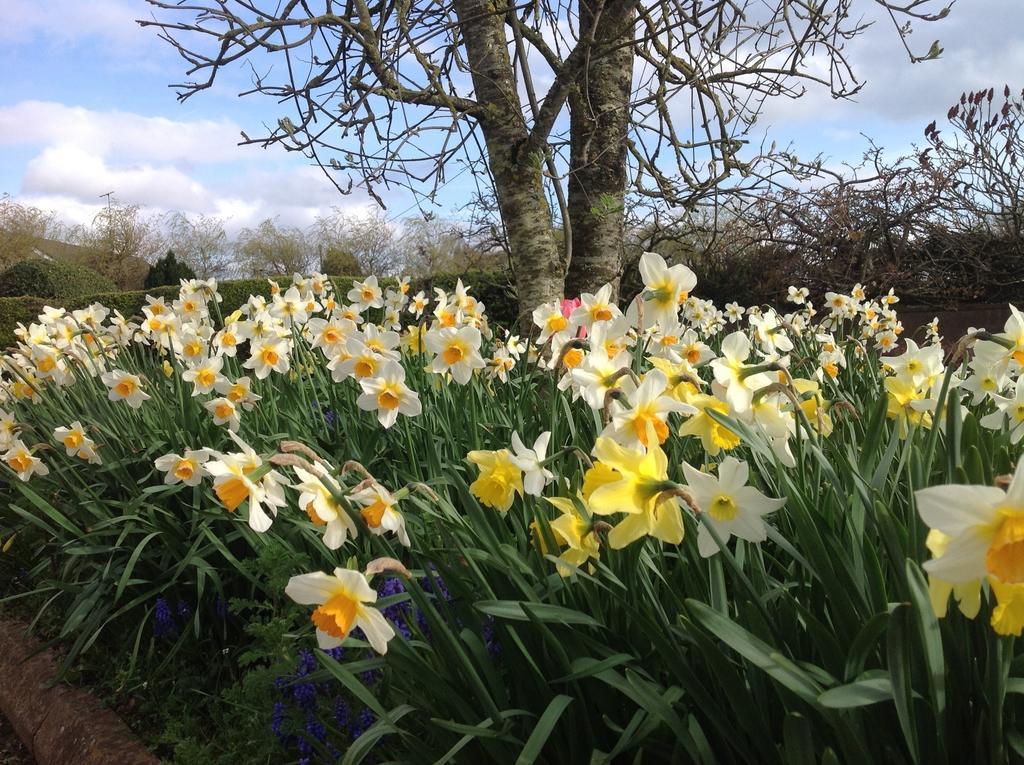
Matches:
[[271, 701, 287, 740], [482, 616, 501, 659], [215, 596, 229, 619], [176, 600, 192, 621], [351, 708, 375, 740], [297, 649, 316, 676], [154, 597, 176, 638], [305, 715, 328, 743], [292, 681, 317, 710], [334, 698, 350, 730]]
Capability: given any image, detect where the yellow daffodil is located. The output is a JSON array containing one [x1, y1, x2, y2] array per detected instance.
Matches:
[[539, 496, 601, 576], [586, 435, 684, 548], [679, 394, 741, 455], [467, 449, 523, 512]]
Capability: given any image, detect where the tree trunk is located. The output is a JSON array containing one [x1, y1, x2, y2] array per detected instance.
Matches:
[[455, 0, 564, 325], [564, 0, 635, 300]]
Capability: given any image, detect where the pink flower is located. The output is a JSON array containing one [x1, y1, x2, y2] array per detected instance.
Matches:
[[560, 297, 586, 338], [560, 297, 581, 318]]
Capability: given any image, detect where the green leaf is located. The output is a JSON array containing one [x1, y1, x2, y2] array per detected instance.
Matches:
[[819, 674, 893, 708], [783, 712, 816, 765], [475, 600, 601, 627], [686, 600, 824, 706], [886, 605, 920, 762], [514, 695, 573, 765], [905, 560, 946, 730]]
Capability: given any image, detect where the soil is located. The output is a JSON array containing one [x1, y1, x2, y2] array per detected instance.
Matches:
[[0, 714, 33, 765]]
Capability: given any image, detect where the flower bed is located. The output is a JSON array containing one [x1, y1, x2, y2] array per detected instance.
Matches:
[[1, 262, 1023, 763]]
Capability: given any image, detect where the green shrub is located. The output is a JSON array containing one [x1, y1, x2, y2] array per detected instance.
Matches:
[[321, 249, 363, 277], [0, 258, 117, 300], [145, 251, 197, 288]]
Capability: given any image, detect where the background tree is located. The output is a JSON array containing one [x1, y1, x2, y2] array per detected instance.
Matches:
[[142, 0, 951, 319], [74, 202, 164, 289], [400, 216, 503, 275], [311, 210, 401, 276], [235, 218, 314, 276], [145, 250, 198, 288], [0, 195, 62, 269], [166, 212, 234, 279], [924, 86, 1024, 239]]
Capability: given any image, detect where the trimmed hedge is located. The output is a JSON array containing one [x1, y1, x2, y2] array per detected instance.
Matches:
[[0, 258, 117, 300]]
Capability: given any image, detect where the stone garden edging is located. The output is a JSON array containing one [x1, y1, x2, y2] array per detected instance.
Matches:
[[0, 617, 159, 765]]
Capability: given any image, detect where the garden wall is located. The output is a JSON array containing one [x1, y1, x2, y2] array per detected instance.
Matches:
[[899, 303, 1013, 348]]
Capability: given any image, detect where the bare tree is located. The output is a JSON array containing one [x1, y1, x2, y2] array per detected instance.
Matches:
[[74, 203, 165, 289], [400, 215, 503, 275], [0, 195, 62, 270], [311, 209, 402, 276], [235, 217, 314, 276], [140, 0, 951, 318], [166, 212, 234, 278], [925, 86, 1024, 239]]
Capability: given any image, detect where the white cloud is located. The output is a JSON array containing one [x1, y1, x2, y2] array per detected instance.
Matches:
[[22, 144, 214, 212], [0, 101, 241, 165], [2, 99, 382, 234], [1, 0, 150, 47], [758, 0, 1024, 128]]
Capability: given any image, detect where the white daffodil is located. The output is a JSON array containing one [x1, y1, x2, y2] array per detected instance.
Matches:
[[683, 457, 786, 558], [915, 461, 1024, 585], [347, 276, 384, 311], [205, 396, 241, 432], [603, 370, 696, 448], [885, 339, 944, 389], [980, 377, 1024, 443], [426, 326, 486, 384], [356, 360, 422, 429], [285, 568, 395, 653], [292, 466, 359, 550], [3, 438, 49, 482], [205, 432, 287, 532], [101, 370, 151, 409], [638, 251, 696, 327], [182, 355, 225, 396], [215, 376, 262, 411], [53, 421, 90, 457], [0, 409, 19, 449], [154, 449, 211, 486], [510, 431, 554, 496], [243, 337, 290, 379], [571, 284, 620, 330], [749, 311, 793, 355], [532, 300, 573, 344], [349, 482, 411, 546], [709, 332, 772, 414]]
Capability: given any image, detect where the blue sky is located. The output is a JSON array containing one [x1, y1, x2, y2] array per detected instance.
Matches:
[[1, 0, 1022, 234]]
